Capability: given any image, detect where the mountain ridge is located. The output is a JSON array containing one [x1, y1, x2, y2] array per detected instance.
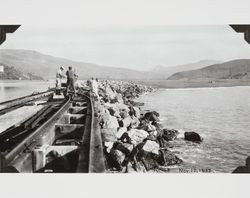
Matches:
[[0, 49, 225, 80], [0, 49, 160, 80], [168, 59, 250, 80], [151, 60, 222, 78]]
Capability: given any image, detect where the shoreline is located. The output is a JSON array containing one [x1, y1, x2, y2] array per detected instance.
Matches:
[[131, 79, 250, 89], [2, 78, 250, 89], [135, 84, 250, 173], [95, 80, 203, 173]]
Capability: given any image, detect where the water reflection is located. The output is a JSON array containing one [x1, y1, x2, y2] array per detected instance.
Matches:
[[0, 80, 54, 102]]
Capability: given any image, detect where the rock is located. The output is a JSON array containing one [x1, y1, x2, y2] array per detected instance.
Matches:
[[132, 102, 144, 107], [115, 102, 129, 112], [105, 85, 116, 100], [101, 128, 117, 142], [119, 109, 129, 119], [184, 131, 203, 143], [103, 142, 114, 153], [157, 136, 170, 148], [159, 150, 183, 166], [162, 129, 179, 141], [139, 151, 160, 171], [103, 115, 119, 129], [144, 111, 160, 122], [109, 149, 126, 171], [127, 129, 149, 145], [142, 140, 160, 155], [113, 142, 133, 156], [130, 116, 140, 129], [98, 109, 110, 128], [146, 133, 158, 142], [122, 116, 132, 128], [139, 119, 157, 133], [232, 166, 249, 173], [98, 87, 106, 97], [125, 161, 147, 173], [116, 127, 127, 138], [232, 156, 250, 173], [125, 162, 138, 173], [153, 122, 163, 133], [132, 106, 141, 118]]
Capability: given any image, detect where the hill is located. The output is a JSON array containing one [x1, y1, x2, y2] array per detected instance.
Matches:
[[0, 49, 159, 80], [0, 63, 43, 80], [168, 59, 250, 80], [151, 60, 221, 78]]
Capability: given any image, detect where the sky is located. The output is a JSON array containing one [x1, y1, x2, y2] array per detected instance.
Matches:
[[1, 0, 250, 70]]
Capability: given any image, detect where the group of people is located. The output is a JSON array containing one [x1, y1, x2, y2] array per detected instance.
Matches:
[[55, 66, 77, 95], [55, 66, 100, 98]]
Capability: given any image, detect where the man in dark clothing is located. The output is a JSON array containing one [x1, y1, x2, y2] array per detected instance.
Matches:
[[66, 66, 76, 95]]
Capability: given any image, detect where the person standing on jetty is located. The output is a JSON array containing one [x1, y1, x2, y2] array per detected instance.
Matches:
[[55, 66, 65, 94], [66, 66, 76, 95], [90, 77, 99, 100]]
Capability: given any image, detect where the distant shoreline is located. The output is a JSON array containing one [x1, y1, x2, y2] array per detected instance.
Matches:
[[131, 79, 250, 89], [1, 78, 250, 89]]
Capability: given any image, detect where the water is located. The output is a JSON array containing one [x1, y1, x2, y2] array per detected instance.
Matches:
[[1, 81, 250, 172], [139, 86, 250, 173], [0, 80, 54, 102], [0, 80, 54, 132]]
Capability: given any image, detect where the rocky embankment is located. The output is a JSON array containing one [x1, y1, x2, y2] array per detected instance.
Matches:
[[89, 80, 202, 173]]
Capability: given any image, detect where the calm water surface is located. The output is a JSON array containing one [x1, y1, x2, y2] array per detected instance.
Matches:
[[0, 80, 54, 102], [139, 86, 250, 173]]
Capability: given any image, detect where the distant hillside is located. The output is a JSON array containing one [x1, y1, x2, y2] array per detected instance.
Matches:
[[0, 63, 43, 80], [0, 49, 159, 80], [168, 59, 250, 80], [151, 60, 221, 78]]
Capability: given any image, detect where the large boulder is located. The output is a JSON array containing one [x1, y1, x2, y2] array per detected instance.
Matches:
[[127, 129, 149, 145], [159, 150, 183, 166], [139, 119, 157, 133], [184, 131, 203, 143], [105, 85, 117, 100], [121, 116, 132, 128], [232, 156, 250, 173], [102, 114, 119, 129], [130, 116, 140, 129], [142, 140, 160, 155], [138, 151, 160, 171], [157, 136, 172, 148], [109, 149, 126, 171], [116, 127, 127, 138], [144, 111, 160, 122], [115, 102, 129, 112], [162, 129, 179, 141], [119, 109, 129, 119], [113, 142, 133, 156], [101, 128, 117, 142]]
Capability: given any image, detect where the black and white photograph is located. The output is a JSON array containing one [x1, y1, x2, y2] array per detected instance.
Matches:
[[0, 0, 249, 197]]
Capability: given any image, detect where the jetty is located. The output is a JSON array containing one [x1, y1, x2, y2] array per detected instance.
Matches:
[[0, 79, 207, 173], [0, 87, 105, 173]]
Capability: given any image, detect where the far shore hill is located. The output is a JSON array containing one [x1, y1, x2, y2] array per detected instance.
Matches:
[[0, 49, 220, 80], [0, 63, 43, 80], [1, 49, 250, 88]]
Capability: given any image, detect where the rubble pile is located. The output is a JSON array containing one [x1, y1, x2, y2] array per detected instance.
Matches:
[[93, 80, 185, 173]]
